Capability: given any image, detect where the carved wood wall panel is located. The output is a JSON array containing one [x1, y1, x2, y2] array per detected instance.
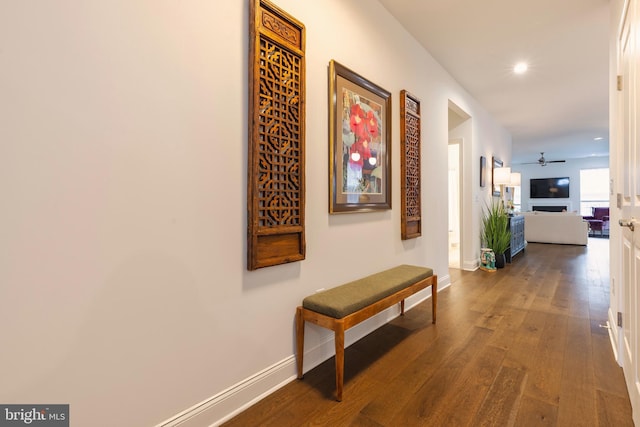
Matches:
[[248, 0, 305, 270], [400, 90, 422, 240]]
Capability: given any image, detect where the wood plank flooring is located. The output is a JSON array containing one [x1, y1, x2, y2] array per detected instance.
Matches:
[[224, 239, 632, 426]]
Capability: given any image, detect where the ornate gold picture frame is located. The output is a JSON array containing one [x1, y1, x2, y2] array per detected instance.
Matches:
[[328, 60, 391, 213]]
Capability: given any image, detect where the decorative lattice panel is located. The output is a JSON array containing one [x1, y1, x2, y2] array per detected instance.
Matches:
[[400, 90, 422, 239], [248, 0, 305, 270]]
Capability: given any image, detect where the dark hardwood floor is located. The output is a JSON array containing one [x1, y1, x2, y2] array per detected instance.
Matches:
[[224, 239, 633, 426]]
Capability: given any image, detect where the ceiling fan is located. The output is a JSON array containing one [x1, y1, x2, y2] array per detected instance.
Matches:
[[524, 152, 566, 167]]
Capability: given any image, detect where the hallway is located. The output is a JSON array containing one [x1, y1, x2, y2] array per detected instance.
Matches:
[[225, 239, 632, 426]]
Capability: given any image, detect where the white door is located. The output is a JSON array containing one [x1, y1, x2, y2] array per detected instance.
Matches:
[[618, 1, 640, 422]]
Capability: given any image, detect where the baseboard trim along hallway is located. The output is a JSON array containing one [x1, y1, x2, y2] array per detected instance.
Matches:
[[156, 278, 448, 427]]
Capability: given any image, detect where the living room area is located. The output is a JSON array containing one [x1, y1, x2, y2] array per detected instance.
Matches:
[[510, 156, 610, 245]]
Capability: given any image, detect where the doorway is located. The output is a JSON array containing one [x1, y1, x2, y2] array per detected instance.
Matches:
[[448, 102, 471, 270], [448, 141, 461, 268]]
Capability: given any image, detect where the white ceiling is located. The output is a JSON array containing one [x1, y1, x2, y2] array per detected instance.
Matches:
[[377, 0, 611, 165]]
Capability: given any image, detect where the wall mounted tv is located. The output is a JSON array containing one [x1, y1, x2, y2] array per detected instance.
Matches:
[[530, 177, 570, 198]]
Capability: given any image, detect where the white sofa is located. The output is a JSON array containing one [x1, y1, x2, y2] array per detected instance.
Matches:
[[519, 211, 588, 245]]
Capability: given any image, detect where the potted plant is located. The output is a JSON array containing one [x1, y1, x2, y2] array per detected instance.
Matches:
[[481, 200, 511, 268]]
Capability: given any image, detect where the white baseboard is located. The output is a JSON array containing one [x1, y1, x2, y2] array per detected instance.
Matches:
[[462, 258, 479, 271], [155, 356, 297, 427], [156, 281, 447, 427]]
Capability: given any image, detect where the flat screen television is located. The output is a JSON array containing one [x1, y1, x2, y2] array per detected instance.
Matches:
[[530, 177, 570, 198]]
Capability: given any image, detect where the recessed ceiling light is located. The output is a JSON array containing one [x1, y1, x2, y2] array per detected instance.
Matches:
[[594, 137, 604, 140], [514, 62, 528, 74]]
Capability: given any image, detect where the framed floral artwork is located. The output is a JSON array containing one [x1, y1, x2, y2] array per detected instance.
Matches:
[[328, 60, 391, 213]]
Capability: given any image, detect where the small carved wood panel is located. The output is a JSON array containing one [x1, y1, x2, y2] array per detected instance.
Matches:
[[400, 90, 422, 240], [248, 0, 305, 270]]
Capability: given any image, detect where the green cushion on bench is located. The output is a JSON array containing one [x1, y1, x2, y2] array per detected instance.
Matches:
[[302, 264, 433, 319]]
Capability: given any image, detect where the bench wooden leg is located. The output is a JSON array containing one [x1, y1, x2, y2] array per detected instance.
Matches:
[[432, 278, 438, 324], [334, 324, 345, 401], [400, 299, 405, 315], [296, 306, 305, 379]]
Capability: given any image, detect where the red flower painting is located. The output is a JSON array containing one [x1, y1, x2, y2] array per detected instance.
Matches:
[[341, 88, 382, 193]]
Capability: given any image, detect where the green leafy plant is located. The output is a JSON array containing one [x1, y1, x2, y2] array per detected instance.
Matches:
[[481, 200, 511, 256]]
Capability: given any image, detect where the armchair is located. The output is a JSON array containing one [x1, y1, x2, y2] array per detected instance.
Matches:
[[584, 207, 610, 236]]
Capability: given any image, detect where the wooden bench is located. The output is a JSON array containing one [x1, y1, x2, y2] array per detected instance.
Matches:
[[295, 264, 437, 401]]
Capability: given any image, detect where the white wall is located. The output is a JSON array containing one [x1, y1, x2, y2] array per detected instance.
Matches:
[[451, 118, 511, 269], [513, 157, 610, 213], [450, 118, 512, 269], [0, 1, 511, 425]]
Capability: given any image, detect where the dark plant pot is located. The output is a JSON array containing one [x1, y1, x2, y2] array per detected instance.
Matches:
[[495, 253, 506, 269]]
